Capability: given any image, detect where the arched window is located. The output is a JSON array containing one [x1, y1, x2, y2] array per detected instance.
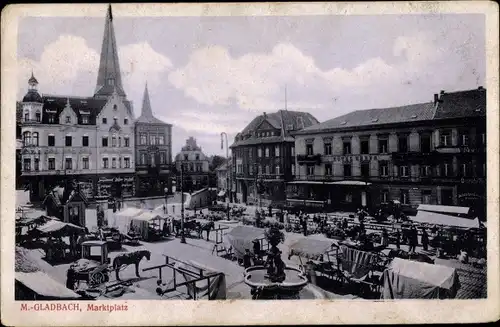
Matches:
[[23, 131, 31, 146], [32, 132, 39, 146]]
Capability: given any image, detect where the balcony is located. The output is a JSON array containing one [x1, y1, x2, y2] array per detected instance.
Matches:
[[257, 174, 285, 181], [435, 145, 485, 154], [296, 154, 321, 165], [294, 175, 336, 182]]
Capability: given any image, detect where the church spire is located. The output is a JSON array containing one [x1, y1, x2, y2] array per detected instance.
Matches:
[[94, 4, 126, 98], [141, 82, 153, 118]]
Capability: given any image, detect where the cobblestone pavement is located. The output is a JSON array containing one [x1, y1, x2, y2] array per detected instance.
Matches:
[[17, 192, 487, 300]]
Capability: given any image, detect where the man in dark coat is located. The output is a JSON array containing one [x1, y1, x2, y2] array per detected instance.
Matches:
[[421, 228, 429, 251], [408, 225, 418, 253]]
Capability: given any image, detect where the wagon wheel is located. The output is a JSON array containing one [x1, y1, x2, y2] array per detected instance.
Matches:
[[89, 271, 106, 287]]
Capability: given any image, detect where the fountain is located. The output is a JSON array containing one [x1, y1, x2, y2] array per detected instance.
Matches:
[[244, 226, 308, 299]]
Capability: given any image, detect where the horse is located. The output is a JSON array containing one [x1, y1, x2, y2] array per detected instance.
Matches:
[[197, 220, 215, 240], [112, 250, 151, 281], [172, 219, 199, 238]]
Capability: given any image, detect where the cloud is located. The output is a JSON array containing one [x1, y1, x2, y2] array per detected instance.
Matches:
[[168, 42, 409, 112], [18, 35, 100, 96], [18, 35, 172, 99]]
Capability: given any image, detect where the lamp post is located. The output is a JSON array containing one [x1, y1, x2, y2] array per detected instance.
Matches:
[[180, 163, 186, 243], [221, 132, 230, 221]]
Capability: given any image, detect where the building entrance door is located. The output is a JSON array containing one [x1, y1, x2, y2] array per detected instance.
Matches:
[[361, 191, 367, 207]]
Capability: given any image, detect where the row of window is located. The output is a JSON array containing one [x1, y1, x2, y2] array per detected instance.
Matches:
[[22, 132, 130, 147], [139, 152, 168, 166], [236, 164, 291, 176], [182, 154, 201, 161], [23, 112, 129, 126], [139, 133, 166, 146], [380, 189, 454, 206], [22, 157, 132, 171], [180, 162, 205, 172], [305, 162, 486, 178], [306, 130, 486, 156]]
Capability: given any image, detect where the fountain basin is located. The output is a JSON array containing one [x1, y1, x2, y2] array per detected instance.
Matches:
[[244, 265, 308, 299]]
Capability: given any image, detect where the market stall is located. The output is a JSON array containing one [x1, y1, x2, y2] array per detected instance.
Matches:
[[130, 211, 169, 241], [288, 238, 340, 281], [115, 208, 144, 234], [381, 258, 460, 299], [223, 225, 268, 260]]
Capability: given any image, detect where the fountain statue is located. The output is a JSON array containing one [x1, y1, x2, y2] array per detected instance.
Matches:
[[244, 226, 308, 299]]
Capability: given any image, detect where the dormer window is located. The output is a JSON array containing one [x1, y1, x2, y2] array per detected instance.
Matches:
[[82, 115, 89, 124], [297, 117, 304, 129], [102, 117, 107, 124], [65, 116, 71, 124], [113, 104, 117, 111], [108, 78, 115, 86]]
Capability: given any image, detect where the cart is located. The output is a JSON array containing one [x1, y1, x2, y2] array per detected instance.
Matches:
[[66, 241, 111, 291]]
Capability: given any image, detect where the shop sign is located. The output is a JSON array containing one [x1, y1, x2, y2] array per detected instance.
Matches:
[[332, 155, 378, 162], [458, 193, 483, 200]]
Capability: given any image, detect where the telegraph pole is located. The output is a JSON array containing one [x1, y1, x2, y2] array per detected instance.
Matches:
[[221, 132, 230, 221], [180, 164, 186, 243]]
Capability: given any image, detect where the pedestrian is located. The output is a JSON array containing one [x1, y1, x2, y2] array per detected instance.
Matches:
[[396, 229, 401, 249], [408, 225, 418, 253], [172, 204, 175, 214], [302, 216, 308, 236], [382, 229, 389, 247], [342, 217, 348, 230], [421, 228, 429, 251], [243, 249, 252, 269]]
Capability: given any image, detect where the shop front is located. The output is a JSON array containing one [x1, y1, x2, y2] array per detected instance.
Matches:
[[457, 183, 486, 219]]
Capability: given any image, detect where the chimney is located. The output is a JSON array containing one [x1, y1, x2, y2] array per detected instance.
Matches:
[[263, 112, 267, 118], [434, 94, 439, 105], [478, 86, 484, 90], [440, 90, 445, 95]]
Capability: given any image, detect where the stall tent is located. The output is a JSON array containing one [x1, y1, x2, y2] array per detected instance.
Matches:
[[412, 211, 480, 229], [114, 208, 144, 234], [223, 226, 265, 260], [382, 258, 460, 299]]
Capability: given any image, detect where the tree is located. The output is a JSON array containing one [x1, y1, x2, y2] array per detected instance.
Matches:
[[209, 155, 227, 172]]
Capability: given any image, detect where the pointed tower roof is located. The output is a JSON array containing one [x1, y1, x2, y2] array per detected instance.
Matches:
[[136, 83, 168, 124], [94, 4, 126, 98]]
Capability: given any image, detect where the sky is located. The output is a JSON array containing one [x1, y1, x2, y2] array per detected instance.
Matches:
[[17, 12, 485, 156]]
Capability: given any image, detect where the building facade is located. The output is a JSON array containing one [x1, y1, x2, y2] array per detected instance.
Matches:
[[174, 137, 210, 193], [20, 6, 136, 202], [290, 87, 486, 217], [230, 110, 319, 206], [215, 159, 233, 196], [134, 84, 173, 197]]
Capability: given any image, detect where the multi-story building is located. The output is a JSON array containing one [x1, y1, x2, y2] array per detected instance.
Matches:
[[174, 137, 210, 192], [134, 84, 173, 196], [290, 87, 486, 217], [215, 158, 232, 196], [20, 6, 136, 202], [230, 110, 319, 206]]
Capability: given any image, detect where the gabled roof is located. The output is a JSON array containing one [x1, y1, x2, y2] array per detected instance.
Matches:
[[241, 110, 319, 135], [232, 110, 319, 147], [433, 87, 486, 120], [41, 95, 134, 124], [296, 102, 435, 134]]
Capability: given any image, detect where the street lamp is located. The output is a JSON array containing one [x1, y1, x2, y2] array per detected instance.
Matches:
[[180, 163, 186, 243], [221, 132, 230, 221]]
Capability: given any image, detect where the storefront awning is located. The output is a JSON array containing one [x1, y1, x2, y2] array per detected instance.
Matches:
[[329, 181, 371, 186], [412, 211, 480, 229], [287, 181, 325, 185], [417, 204, 470, 215]]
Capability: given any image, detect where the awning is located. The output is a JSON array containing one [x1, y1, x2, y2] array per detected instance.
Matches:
[[417, 204, 470, 215], [134, 212, 165, 222], [289, 238, 338, 260], [287, 181, 325, 185], [218, 190, 226, 197], [329, 181, 371, 186], [36, 220, 85, 235], [412, 211, 480, 229], [382, 258, 460, 299], [16, 271, 82, 299]]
